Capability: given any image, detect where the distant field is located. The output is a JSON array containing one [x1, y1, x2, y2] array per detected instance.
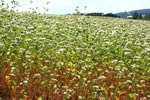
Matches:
[[0, 10, 150, 99]]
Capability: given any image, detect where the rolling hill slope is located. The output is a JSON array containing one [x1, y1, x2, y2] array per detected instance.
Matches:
[[116, 9, 150, 18]]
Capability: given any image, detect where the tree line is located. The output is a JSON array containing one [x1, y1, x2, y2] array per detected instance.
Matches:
[[131, 11, 150, 20], [69, 11, 150, 20], [70, 12, 120, 18]]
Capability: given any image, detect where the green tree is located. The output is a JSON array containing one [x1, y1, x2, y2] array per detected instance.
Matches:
[[133, 11, 138, 19], [137, 14, 143, 19]]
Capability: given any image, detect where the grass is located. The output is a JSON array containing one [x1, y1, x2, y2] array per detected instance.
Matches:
[[0, 9, 150, 99]]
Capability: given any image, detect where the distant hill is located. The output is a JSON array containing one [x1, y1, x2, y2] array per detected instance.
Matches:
[[116, 9, 150, 18]]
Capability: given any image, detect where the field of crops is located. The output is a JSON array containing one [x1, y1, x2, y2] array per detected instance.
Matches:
[[0, 9, 150, 100]]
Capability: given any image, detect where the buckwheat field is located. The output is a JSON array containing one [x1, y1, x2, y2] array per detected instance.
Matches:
[[0, 8, 150, 99]]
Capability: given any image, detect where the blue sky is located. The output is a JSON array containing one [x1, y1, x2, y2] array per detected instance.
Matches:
[[4, 0, 150, 14]]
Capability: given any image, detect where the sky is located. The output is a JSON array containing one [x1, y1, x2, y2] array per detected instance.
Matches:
[[3, 0, 150, 14]]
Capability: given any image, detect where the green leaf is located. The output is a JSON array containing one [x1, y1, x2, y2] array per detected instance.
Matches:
[[129, 93, 136, 98], [0, 65, 3, 71], [24, 92, 29, 96]]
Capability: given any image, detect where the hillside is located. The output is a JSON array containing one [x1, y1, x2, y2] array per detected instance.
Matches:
[[116, 9, 150, 18], [0, 10, 150, 99]]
